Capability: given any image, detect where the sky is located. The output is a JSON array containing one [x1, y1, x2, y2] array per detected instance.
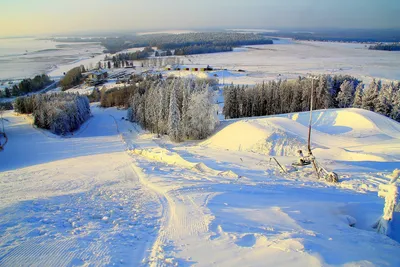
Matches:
[[0, 0, 399, 37]]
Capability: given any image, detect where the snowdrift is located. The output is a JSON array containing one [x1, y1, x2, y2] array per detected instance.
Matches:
[[201, 108, 400, 161], [130, 147, 239, 178], [200, 120, 308, 156]]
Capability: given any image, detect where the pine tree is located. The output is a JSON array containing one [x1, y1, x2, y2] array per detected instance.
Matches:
[[181, 86, 190, 139], [4, 88, 11, 98], [390, 90, 400, 122], [290, 86, 302, 112], [168, 87, 181, 142], [336, 80, 354, 108], [376, 84, 394, 116], [12, 84, 20, 96], [352, 83, 363, 108], [362, 79, 380, 111], [187, 87, 218, 139]]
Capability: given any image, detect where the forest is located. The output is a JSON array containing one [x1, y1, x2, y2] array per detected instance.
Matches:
[[174, 45, 232, 55], [0, 74, 53, 97], [14, 94, 91, 135], [97, 76, 219, 142], [99, 32, 272, 54], [262, 29, 400, 43], [223, 75, 400, 122], [369, 43, 400, 51]]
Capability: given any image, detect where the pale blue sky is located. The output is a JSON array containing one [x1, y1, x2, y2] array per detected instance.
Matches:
[[1, 0, 399, 36]]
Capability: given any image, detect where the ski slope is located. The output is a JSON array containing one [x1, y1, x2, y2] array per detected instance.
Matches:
[[1, 107, 400, 266], [0, 107, 163, 266]]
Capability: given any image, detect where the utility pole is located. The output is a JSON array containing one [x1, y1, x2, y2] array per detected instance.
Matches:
[[308, 75, 320, 179]]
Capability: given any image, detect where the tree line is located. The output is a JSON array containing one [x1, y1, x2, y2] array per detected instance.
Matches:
[[174, 45, 232, 55], [223, 75, 400, 122], [14, 93, 91, 135], [98, 32, 273, 54], [96, 76, 219, 142], [105, 47, 155, 62], [369, 43, 400, 51], [0, 74, 53, 97], [128, 77, 219, 142]]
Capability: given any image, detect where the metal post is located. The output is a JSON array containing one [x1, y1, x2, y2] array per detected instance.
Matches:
[[308, 77, 320, 179], [308, 78, 314, 155]]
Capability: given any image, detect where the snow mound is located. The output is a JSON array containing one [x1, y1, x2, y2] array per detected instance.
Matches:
[[200, 120, 307, 156], [288, 108, 400, 139], [131, 148, 239, 178], [131, 148, 193, 168], [193, 162, 220, 175], [218, 170, 239, 178], [201, 108, 400, 161]]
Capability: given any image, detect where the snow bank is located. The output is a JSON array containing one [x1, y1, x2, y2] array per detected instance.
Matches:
[[130, 147, 239, 178], [200, 108, 400, 161], [288, 108, 400, 139], [200, 119, 307, 156]]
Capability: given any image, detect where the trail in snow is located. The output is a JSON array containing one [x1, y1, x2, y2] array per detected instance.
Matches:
[[113, 108, 400, 266], [0, 106, 163, 266], [1, 106, 400, 266]]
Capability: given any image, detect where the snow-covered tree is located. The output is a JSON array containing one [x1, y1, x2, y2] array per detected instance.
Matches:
[[376, 84, 394, 116], [362, 79, 380, 111], [187, 87, 219, 139], [168, 87, 181, 142], [352, 83, 364, 108], [391, 90, 400, 122], [336, 80, 354, 108]]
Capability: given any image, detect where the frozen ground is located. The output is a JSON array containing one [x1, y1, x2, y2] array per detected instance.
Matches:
[[178, 41, 400, 84], [1, 105, 399, 266]]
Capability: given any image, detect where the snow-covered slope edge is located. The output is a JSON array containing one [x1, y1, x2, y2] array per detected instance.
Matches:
[[201, 108, 400, 161]]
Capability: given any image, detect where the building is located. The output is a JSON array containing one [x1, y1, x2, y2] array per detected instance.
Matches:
[[83, 70, 108, 85], [165, 65, 213, 72]]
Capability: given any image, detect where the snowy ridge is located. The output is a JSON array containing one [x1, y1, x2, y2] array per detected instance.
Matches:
[[202, 108, 400, 162]]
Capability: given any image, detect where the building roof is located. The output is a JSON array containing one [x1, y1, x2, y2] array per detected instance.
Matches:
[[83, 69, 108, 76]]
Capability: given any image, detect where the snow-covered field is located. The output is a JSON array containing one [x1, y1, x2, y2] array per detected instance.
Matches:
[[178, 41, 400, 85], [1, 104, 400, 266]]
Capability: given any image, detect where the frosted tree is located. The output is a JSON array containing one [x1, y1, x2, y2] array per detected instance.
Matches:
[[181, 86, 190, 139], [390, 90, 400, 122], [336, 81, 354, 108], [376, 84, 394, 116], [187, 87, 219, 139], [315, 75, 334, 109], [168, 87, 181, 142], [362, 79, 380, 111], [158, 86, 169, 134], [352, 83, 364, 108], [290, 86, 303, 112]]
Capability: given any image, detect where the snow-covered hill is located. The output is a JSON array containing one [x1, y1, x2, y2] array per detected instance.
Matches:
[[201, 108, 400, 162], [1, 106, 399, 266]]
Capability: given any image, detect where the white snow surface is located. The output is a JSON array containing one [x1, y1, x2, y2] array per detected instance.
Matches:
[[1, 106, 400, 266], [179, 41, 400, 84]]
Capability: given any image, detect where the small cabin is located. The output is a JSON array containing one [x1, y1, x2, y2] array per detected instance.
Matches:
[[84, 70, 108, 85]]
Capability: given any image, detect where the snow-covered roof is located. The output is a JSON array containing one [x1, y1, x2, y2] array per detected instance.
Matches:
[[84, 69, 108, 76], [166, 64, 212, 69]]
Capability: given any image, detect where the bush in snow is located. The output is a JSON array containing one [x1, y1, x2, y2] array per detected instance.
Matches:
[[14, 93, 91, 135]]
